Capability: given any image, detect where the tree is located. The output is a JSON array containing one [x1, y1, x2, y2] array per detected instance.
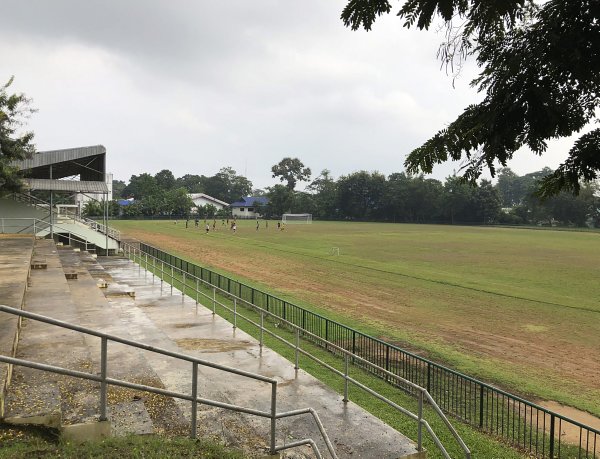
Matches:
[[164, 187, 194, 216], [122, 173, 157, 200], [112, 179, 127, 198], [403, 175, 444, 223], [384, 173, 412, 222], [495, 168, 527, 208], [203, 167, 252, 203], [336, 171, 386, 220], [271, 157, 311, 191], [82, 200, 103, 217], [0, 77, 36, 195], [266, 184, 294, 217], [308, 169, 338, 219], [342, 1, 600, 196], [473, 180, 502, 224], [154, 169, 176, 191], [176, 174, 206, 193]]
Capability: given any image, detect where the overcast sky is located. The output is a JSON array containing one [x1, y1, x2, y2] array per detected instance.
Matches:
[[1, 0, 579, 190]]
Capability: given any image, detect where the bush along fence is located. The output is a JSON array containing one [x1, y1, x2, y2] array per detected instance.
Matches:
[[134, 241, 598, 459]]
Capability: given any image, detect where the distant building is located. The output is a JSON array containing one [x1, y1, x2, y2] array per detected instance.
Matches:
[[230, 196, 269, 218], [117, 198, 135, 206], [188, 193, 229, 211]]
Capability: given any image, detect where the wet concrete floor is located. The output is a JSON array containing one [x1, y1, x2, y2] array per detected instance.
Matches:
[[98, 256, 419, 459]]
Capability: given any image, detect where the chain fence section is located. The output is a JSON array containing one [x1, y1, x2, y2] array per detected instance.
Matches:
[[136, 241, 599, 459]]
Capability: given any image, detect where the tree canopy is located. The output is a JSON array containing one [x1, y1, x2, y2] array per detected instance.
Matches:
[[341, 0, 600, 196], [0, 77, 36, 195], [271, 157, 312, 191]]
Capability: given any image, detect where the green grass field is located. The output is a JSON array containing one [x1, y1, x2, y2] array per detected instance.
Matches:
[[112, 219, 600, 422]]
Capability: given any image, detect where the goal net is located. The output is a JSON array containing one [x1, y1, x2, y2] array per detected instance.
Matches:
[[282, 213, 312, 224]]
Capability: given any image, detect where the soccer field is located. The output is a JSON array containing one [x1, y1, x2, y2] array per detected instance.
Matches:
[[112, 219, 600, 419]]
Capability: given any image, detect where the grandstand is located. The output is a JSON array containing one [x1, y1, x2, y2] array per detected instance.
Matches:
[[0, 146, 119, 254]]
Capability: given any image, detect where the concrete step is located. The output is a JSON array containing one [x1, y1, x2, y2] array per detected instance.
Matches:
[[3, 378, 62, 429], [0, 235, 35, 418], [7, 240, 98, 430], [30, 258, 47, 270], [55, 246, 188, 437]]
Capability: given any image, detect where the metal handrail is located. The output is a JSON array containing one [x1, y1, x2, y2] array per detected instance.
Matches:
[[12, 191, 51, 211], [75, 215, 121, 241], [0, 304, 337, 459], [124, 242, 471, 459], [9, 191, 121, 242]]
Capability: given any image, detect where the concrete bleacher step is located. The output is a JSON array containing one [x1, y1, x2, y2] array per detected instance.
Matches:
[[3, 241, 180, 442], [4, 241, 422, 457], [3, 378, 62, 429], [30, 258, 47, 270], [5, 241, 100, 432], [0, 235, 34, 419], [54, 245, 188, 437]]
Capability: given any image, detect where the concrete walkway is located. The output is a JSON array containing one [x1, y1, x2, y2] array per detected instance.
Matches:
[[98, 256, 420, 459]]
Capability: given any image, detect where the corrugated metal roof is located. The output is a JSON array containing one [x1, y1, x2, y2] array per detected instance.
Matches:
[[25, 179, 109, 193], [230, 196, 269, 207], [14, 145, 106, 171]]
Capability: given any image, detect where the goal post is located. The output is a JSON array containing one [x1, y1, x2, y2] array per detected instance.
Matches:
[[282, 213, 312, 224]]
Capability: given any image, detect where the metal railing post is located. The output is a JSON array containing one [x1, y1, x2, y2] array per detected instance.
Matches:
[[549, 414, 555, 458], [479, 385, 484, 428], [152, 257, 155, 283], [417, 390, 423, 452], [233, 298, 237, 329], [260, 312, 264, 347], [195, 278, 199, 305], [212, 287, 216, 314], [343, 353, 349, 403], [144, 253, 148, 278], [170, 266, 174, 295], [295, 328, 300, 370], [160, 261, 164, 291], [182, 272, 186, 301], [100, 337, 108, 421], [191, 362, 198, 438], [270, 382, 277, 455]]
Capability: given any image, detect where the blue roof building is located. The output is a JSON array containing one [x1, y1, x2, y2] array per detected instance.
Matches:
[[230, 196, 269, 218]]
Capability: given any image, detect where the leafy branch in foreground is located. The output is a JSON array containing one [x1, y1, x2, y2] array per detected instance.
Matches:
[[342, 1, 600, 196], [0, 76, 36, 195]]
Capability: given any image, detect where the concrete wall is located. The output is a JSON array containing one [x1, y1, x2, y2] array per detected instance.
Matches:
[[0, 199, 50, 234]]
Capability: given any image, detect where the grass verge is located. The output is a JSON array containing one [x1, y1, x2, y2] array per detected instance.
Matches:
[[0, 425, 246, 459]]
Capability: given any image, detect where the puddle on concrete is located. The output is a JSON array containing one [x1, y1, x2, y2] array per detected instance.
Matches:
[[176, 338, 251, 352], [539, 400, 600, 446], [136, 303, 157, 308], [172, 323, 201, 329]]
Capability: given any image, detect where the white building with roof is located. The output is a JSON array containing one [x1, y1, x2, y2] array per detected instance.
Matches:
[[188, 193, 229, 211]]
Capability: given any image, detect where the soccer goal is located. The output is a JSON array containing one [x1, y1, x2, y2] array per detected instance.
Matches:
[[282, 213, 312, 224]]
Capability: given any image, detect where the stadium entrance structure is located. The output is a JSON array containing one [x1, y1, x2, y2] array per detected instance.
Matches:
[[0, 145, 120, 253], [282, 213, 312, 224]]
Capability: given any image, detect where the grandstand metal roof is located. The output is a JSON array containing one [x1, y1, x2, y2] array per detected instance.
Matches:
[[14, 145, 106, 181], [24, 179, 109, 193], [230, 196, 269, 207]]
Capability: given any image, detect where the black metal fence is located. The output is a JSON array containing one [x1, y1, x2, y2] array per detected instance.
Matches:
[[138, 242, 599, 459]]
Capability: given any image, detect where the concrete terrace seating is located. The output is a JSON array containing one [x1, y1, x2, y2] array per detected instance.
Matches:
[[0, 235, 34, 418], [0, 238, 422, 458]]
